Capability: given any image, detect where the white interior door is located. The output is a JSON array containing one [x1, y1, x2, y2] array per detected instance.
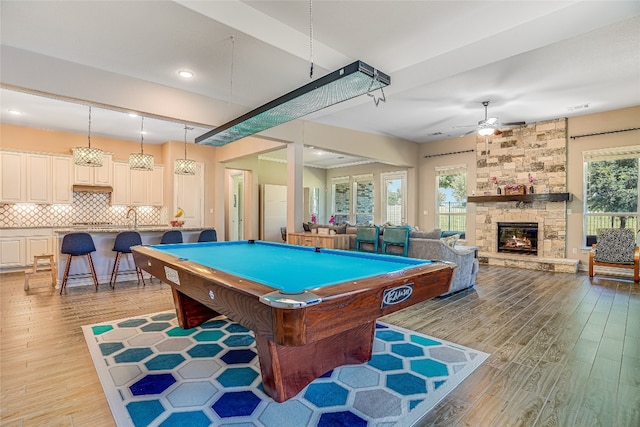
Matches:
[[229, 172, 245, 240]]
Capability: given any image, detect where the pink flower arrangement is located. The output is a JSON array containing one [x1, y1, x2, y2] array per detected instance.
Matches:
[[491, 176, 499, 186], [329, 215, 336, 225], [528, 173, 534, 184], [310, 213, 317, 224]]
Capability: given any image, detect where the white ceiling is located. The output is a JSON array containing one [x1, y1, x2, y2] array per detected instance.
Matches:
[[1, 1, 639, 163]]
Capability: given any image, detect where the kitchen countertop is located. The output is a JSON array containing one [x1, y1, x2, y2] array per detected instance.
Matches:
[[53, 226, 205, 234]]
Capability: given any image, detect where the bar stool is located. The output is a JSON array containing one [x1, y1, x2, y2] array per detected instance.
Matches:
[[60, 232, 98, 294], [24, 254, 57, 291], [197, 229, 217, 242], [160, 230, 183, 244], [110, 231, 145, 288]]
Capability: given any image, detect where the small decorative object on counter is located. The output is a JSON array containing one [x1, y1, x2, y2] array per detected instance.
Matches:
[[528, 173, 535, 194], [329, 215, 336, 225], [504, 184, 527, 195], [171, 207, 185, 227]]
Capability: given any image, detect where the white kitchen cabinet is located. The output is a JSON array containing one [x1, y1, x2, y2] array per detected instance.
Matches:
[[52, 155, 73, 204], [112, 161, 131, 205], [130, 165, 164, 206], [0, 229, 53, 269], [0, 151, 67, 204], [148, 165, 164, 206], [74, 153, 113, 186], [0, 236, 25, 267], [26, 153, 52, 203], [0, 151, 26, 203], [26, 235, 53, 262]]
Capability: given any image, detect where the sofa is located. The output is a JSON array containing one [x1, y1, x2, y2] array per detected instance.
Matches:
[[345, 227, 478, 296]]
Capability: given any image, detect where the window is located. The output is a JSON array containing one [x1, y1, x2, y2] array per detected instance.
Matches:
[[436, 165, 467, 236], [332, 177, 350, 224], [331, 174, 374, 224], [381, 171, 407, 225], [353, 174, 374, 224], [583, 146, 640, 246]]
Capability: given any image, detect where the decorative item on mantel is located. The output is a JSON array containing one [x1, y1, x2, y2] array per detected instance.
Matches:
[[528, 173, 535, 194], [170, 207, 185, 227], [504, 184, 527, 195], [492, 177, 501, 195]]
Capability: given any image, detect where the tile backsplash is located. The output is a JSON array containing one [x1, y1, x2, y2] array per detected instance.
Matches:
[[0, 192, 167, 228]]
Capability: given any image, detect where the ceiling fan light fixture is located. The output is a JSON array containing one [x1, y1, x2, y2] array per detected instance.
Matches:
[[478, 122, 496, 136]]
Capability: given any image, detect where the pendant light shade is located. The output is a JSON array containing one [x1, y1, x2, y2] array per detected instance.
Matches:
[[174, 125, 196, 175], [73, 105, 104, 167], [130, 116, 154, 171]]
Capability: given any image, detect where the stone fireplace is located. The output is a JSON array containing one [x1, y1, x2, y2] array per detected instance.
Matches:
[[472, 118, 576, 271], [497, 222, 538, 255]]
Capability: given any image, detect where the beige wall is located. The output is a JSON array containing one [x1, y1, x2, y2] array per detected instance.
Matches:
[[418, 134, 477, 240], [566, 105, 640, 267]]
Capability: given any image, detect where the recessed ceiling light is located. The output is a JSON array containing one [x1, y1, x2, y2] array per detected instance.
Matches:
[[7, 109, 22, 115], [128, 113, 139, 118], [178, 70, 194, 79]]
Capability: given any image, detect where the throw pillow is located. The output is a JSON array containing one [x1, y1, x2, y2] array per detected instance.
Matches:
[[441, 233, 460, 248], [423, 228, 442, 239]]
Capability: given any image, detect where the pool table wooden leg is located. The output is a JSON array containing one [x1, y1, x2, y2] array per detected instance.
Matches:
[[255, 321, 375, 403], [172, 289, 221, 329]]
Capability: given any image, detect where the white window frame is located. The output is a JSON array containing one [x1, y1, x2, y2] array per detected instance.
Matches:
[[582, 145, 640, 246], [331, 176, 351, 224], [353, 174, 374, 225], [435, 164, 467, 234], [380, 171, 407, 225]]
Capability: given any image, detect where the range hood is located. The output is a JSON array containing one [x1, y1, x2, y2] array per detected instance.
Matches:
[[72, 184, 113, 193]]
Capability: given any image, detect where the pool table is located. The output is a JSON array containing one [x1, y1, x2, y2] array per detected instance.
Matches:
[[132, 240, 455, 402]]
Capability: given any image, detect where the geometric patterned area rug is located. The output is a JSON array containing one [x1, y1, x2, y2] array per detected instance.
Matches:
[[83, 311, 489, 427]]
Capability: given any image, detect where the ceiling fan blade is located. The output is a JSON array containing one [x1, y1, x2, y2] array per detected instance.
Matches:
[[486, 117, 498, 125], [451, 124, 475, 129], [502, 121, 526, 126]]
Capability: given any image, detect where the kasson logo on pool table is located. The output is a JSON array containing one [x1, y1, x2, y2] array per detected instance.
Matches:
[[382, 284, 414, 307]]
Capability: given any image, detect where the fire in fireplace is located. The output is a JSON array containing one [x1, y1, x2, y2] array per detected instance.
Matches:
[[497, 222, 538, 255]]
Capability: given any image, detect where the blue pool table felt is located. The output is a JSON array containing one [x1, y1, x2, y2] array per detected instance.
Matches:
[[150, 240, 431, 294]]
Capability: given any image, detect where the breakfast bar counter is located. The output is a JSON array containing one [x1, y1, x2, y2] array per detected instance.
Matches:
[[53, 227, 206, 288]]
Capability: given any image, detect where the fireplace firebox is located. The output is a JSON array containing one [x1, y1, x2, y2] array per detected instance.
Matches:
[[497, 222, 538, 255]]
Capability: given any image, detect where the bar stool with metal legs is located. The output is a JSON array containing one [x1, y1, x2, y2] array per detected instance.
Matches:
[[110, 231, 145, 289], [60, 232, 98, 294]]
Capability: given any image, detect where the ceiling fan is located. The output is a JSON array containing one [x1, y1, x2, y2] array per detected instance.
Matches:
[[457, 101, 526, 136]]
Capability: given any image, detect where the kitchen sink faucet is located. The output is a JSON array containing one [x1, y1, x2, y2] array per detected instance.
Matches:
[[126, 208, 138, 229]]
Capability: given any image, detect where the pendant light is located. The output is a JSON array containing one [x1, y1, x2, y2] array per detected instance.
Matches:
[[73, 105, 104, 166], [174, 125, 196, 175], [129, 116, 154, 171]]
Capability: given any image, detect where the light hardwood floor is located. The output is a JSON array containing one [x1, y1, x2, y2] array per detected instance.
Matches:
[[1, 266, 638, 426]]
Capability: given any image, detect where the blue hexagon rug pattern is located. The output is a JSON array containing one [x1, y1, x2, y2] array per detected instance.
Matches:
[[82, 311, 489, 426]]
